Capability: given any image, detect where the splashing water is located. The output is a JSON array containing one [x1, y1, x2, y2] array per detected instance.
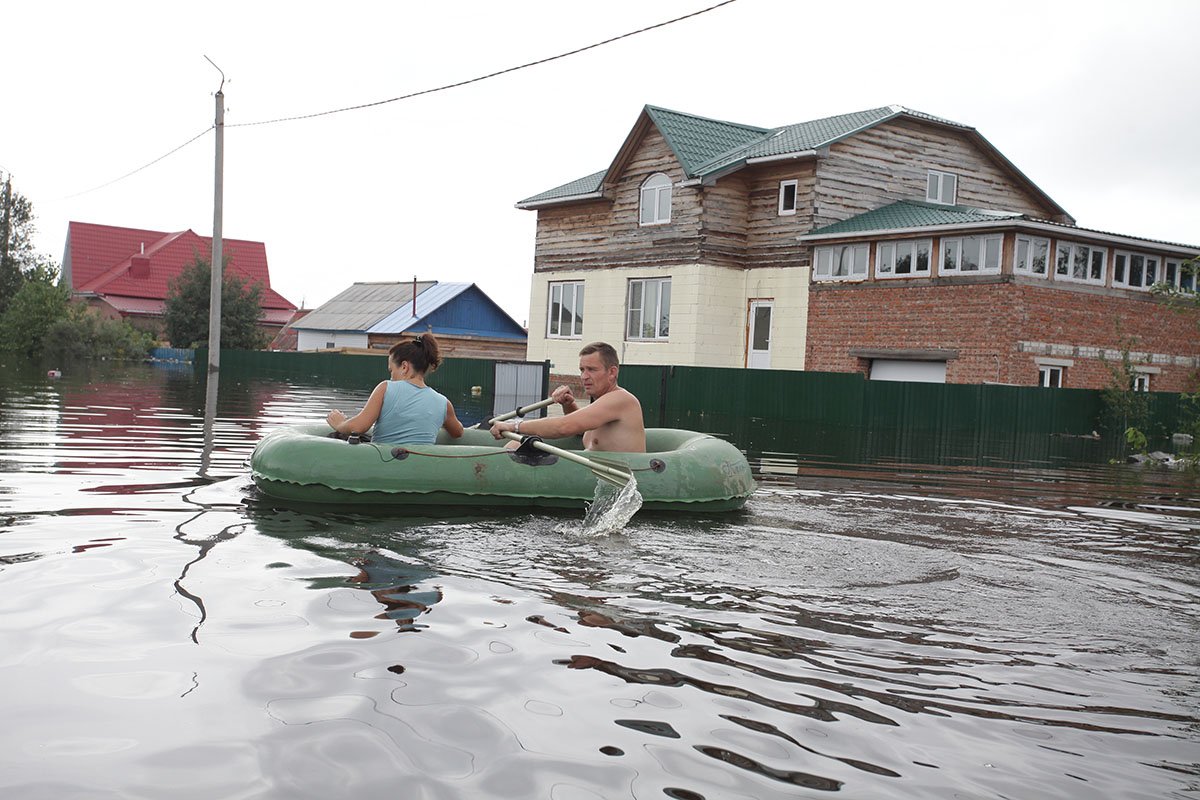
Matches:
[[562, 473, 642, 536]]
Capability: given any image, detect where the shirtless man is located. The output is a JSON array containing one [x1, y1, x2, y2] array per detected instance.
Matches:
[[489, 342, 645, 452]]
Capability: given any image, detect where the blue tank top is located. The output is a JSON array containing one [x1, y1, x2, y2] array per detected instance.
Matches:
[[371, 381, 449, 444]]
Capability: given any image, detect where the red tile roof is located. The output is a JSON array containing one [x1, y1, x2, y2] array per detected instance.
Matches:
[[65, 221, 296, 312]]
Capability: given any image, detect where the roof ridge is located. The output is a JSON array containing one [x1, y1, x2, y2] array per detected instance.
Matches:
[[643, 104, 769, 135]]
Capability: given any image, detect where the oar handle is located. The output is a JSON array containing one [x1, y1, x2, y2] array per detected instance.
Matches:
[[500, 431, 631, 484], [480, 397, 557, 428]]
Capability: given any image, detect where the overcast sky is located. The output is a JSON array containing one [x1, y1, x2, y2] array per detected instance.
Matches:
[[4, 0, 1198, 324]]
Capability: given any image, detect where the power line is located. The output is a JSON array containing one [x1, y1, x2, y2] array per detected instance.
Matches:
[[57, 0, 739, 198], [62, 126, 214, 200], [228, 0, 740, 129]]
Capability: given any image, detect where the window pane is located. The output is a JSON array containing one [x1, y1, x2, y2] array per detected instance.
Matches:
[[1073, 246, 1089, 280], [780, 182, 797, 212], [1090, 249, 1104, 281], [984, 237, 1000, 270], [1129, 255, 1144, 286], [941, 173, 957, 204], [657, 188, 671, 222], [573, 285, 584, 335], [561, 286, 575, 333], [1056, 244, 1070, 275], [1146, 258, 1158, 285], [1016, 239, 1029, 272], [659, 281, 671, 337], [549, 285, 562, 335], [915, 241, 930, 272], [961, 237, 981, 271], [833, 247, 849, 277], [1166, 260, 1178, 286], [639, 188, 654, 224], [815, 248, 830, 277], [642, 281, 659, 338], [1031, 239, 1047, 275], [627, 283, 642, 338], [1114, 253, 1127, 283], [853, 245, 868, 275], [878, 243, 894, 273], [943, 240, 958, 271], [752, 306, 771, 350], [895, 244, 912, 274], [927, 173, 938, 202]]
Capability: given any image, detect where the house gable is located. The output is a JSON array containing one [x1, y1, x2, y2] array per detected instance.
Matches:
[[814, 117, 1070, 229]]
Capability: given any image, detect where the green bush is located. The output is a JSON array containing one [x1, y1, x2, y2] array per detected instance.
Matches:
[[43, 305, 154, 361]]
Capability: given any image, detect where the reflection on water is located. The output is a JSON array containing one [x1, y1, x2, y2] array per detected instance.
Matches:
[[0, 360, 1197, 798]]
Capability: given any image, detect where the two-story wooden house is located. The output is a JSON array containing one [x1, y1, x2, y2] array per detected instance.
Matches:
[[518, 105, 1199, 391]]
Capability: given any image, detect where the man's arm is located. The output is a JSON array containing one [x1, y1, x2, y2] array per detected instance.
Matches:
[[490, 390, 626, 441]]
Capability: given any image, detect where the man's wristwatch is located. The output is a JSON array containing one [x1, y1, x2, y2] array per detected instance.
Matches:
[[513, 420, 521, 434]]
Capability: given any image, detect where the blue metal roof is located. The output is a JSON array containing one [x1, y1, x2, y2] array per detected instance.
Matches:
[[368, 282, 473, 333]]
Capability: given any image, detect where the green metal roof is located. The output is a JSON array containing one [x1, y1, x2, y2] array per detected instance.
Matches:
[[518, 169, 607, 206], [809, 200, 1023, 236], [644, 106, 769, 178]]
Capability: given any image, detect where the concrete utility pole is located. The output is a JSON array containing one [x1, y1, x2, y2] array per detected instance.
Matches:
[[206, 58, 225, 373]]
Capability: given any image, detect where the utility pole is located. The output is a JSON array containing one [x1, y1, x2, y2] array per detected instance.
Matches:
[[206, 59, 225, 373]]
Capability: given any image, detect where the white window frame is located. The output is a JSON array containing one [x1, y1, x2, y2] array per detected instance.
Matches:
[[813, 244, 869, 282], [875, 238, 932, 279], [926, 170, 958, 205], [1132, 373, 1150, 392], [1163, 258, 1198, 292], [778, 179, 798, 216], [546, 281, 584, 339], [639, 173, 672, 226], [1054, 241, 1107, 286], [1014, 235, 1051, 277], [1038, 365, 1064, 387], [941, 235, 1002, 274], [626, 277, 671, 340], [1112, 250, 1162, 291]]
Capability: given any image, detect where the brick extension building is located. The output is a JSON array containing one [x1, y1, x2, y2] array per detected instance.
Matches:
[[517, 104, 1199, 391]]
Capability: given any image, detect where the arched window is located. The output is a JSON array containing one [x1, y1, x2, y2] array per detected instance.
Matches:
[[639, 173, 672, 226]]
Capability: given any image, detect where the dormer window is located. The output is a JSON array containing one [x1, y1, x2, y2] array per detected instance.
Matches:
[[639, 173, 672, 226], [926, 170, 957, 205], [778, 180, 798, 216]]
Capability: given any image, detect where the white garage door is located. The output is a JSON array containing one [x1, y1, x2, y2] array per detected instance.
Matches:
[[869, 359, 947, 383]]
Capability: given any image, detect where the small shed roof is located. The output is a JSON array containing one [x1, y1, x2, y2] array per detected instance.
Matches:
[[293, 281, 437, 332]]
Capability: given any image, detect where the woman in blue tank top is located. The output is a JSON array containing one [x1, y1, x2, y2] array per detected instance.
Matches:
[[326, 333, 464, 444]]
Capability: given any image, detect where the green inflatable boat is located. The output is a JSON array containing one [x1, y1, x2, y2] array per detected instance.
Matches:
[[250, 424, 755, 512]]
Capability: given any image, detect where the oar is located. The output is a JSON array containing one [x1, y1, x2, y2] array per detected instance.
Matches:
[[500, 431, 632, 487], [474, 397, 557, 429]]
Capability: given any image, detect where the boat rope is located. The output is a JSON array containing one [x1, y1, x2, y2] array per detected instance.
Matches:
[[361, 443, 664, 473]]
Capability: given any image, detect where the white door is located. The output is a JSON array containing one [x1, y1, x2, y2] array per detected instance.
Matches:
[[747, 301, 773, 369]]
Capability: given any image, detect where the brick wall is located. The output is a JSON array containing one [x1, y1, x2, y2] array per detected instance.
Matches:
[[806, 280, 1200, 391]]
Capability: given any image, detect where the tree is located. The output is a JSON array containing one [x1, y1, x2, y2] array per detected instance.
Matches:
[[0, 265, 69, 357], [163, 255, 268, 349], [0, 176, 42, 314]]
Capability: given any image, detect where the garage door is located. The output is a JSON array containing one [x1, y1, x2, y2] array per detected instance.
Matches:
[[869, 359, 947, 383]]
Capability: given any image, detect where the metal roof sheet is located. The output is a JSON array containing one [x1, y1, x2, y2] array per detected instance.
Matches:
[[810, 201, 1022, 236], [293, 281, 437, 332], [368, 282, 473, 333], [518, 169, 608, 206], [644, 106, 769, 178]]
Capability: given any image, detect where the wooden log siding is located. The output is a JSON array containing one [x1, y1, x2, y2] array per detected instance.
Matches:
[[741, 162, 818, 269], [814, 119, 1059, 229], [533, 130, 703, 273]]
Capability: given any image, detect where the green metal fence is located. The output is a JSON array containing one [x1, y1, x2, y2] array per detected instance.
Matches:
[[621, 364, 1190, 467], [201, 350, 1192, 467]]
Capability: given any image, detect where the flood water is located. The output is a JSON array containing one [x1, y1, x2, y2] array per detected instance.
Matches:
[[1, 360, 1197, 799]]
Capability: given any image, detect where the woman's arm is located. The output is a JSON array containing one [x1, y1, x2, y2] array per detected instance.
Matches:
[[327, 382, 387, 435], [443, 400, 464, 438]]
